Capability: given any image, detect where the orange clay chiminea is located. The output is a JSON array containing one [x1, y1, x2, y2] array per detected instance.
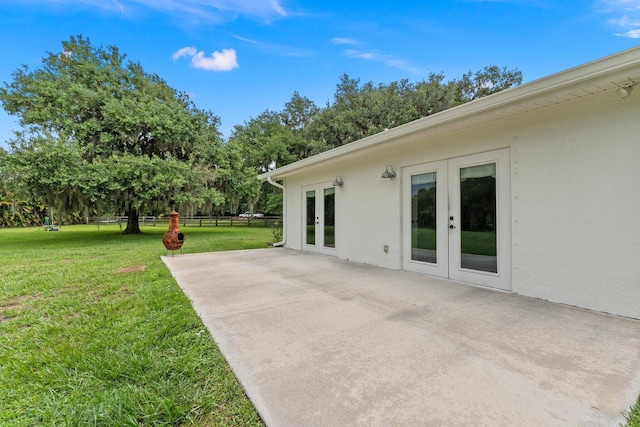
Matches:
[[162, 210, 185, 252]]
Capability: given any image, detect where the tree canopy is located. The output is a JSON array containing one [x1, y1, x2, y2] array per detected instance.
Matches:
[[230, 66, 522, 214], [0, 36, 223, 233]]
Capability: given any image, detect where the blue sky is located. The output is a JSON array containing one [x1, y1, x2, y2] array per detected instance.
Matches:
[[0, 0, 639, 148]]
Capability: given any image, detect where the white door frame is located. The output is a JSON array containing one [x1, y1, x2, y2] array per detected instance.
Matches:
[[302, 182, 337, 255], [402, 149, 511, 291]]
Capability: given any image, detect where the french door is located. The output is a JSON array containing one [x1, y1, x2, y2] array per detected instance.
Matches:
[[303, 183, 336, 255], [402, 149, 511, 290]]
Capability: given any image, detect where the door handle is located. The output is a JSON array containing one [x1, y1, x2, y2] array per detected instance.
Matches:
[[449, 224, 456, 229]]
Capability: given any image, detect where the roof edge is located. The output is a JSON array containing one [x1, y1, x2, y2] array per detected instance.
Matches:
[[259, 46, 640, 181]]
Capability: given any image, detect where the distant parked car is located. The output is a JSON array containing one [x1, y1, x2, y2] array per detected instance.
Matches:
[[239, 212, 264, 218]]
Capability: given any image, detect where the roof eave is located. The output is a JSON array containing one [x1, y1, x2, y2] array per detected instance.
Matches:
[[258, 46, 640, 181]]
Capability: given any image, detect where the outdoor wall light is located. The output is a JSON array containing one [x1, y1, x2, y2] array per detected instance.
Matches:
[[332, 175, 344, 187], [381, 165, 396, 179], [616, 85, 634, 99]]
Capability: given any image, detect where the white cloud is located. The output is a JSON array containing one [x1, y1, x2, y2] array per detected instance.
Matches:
[[268, 0, 287, 16], [597, 0, 640, 37], [232, 34, 259, 44], [343, 49, 425, 75], [17, 0, 290, 24], [191, 49, 238, 71], [616, 28, 640, 37], [331, 38, 358, 45], [171, 46, 197, 61], [172, 46, 238, 71], [233, 34, 315, 57], [597, 0, 640, 12], [345, 50, 376, 60]]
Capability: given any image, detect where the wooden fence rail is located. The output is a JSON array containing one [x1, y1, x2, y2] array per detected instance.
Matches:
[[85, 215, 282, 228]]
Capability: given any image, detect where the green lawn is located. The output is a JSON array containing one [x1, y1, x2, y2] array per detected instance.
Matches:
[[0, 225, 269, 426]]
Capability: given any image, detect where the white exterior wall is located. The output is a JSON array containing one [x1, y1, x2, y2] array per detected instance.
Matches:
[[283, 155, 403, 269], [510, 92, 640, 318], [280, 90, 640, 318]]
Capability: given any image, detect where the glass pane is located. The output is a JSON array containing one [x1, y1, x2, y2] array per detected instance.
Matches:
[[411, 172, 437, 263], [324, 188, 335, 248], [460, 163, 497, 273], [306, 190, 315, 245]]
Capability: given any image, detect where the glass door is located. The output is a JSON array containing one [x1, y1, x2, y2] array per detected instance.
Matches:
[[305, 189, 316, 246], [403, 149, 511, 290], [323, 187, 336, 249], [402, 161, 448, 277], [303, 183, 337, 254], [448, 150, 511, 290]]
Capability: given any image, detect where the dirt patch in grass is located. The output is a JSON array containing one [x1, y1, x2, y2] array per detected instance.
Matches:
[[117, 265, 147, 273], [0, 312, 17, 322], [0, 294, 40, 323], [1, 293, 41, 309], [1, 301, 22, 311]]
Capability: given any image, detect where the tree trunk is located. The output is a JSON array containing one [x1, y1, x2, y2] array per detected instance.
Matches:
[[123, 206, 141, 234]]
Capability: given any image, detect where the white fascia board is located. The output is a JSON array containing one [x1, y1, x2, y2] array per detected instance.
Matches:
[[258, 46, 640, 182]]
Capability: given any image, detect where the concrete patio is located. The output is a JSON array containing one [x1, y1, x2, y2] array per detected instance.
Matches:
[[162, 248, 640, 426]]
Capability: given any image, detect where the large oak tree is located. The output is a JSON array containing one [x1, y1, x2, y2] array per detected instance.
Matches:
[[0, 36, 222, 233]]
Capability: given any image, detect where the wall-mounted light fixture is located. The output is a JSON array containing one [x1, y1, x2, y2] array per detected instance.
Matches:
[[332, 175, 344, 187], [381, 165, 396, 179], [617, 85, 634, 99]]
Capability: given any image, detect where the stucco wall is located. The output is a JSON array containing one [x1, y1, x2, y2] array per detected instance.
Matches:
[[510, 93, 640, 318], [281, 90, 640, 318], [284, 156, 402, 269]]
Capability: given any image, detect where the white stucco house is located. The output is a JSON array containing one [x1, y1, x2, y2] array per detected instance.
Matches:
[[258, 47, 640, 319]]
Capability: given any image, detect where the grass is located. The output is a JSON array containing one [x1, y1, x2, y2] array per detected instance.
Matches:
[[0, 224, 270, 426], [626, 396, 640, 426]]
